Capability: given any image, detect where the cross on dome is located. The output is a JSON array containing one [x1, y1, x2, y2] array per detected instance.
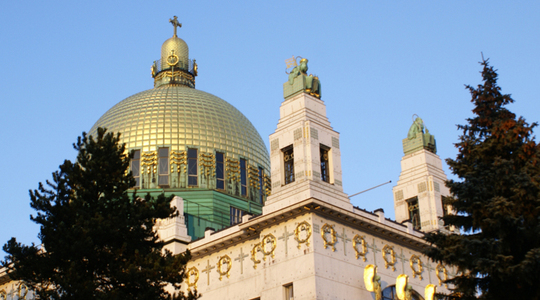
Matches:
[[169, 16, 182, 37]]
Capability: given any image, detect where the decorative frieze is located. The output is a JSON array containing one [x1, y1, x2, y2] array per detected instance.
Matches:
[[332, 136, 340, 149], [270, 138, 279, 151], [394, 190, 404, 201], [417, 182, 427, 193], [294, 128, 303, 140], [434, 181, 440, 192], [310, 127, 318, 140]]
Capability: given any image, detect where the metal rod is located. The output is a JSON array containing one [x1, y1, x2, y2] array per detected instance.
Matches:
[[348, 180, 392, 198]]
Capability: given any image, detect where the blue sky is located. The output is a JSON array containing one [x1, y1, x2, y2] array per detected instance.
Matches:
[[1, 1, 539, 256]]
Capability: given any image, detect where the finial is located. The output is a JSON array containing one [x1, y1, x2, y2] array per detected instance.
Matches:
[[169, 16, 182, 37]]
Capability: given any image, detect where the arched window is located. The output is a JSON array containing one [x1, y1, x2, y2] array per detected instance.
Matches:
[[382, 285, 424, 300]]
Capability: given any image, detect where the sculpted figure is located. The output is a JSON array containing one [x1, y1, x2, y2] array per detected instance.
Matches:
[[288, 58, 308, 84], [405, 284, 413, 300], [407, 117, 425, 140], [373, 274, 382, 300]]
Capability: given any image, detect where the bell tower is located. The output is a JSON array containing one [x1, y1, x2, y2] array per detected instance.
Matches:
[[263, 58, 352, 214], [392, 117, 451, 232]]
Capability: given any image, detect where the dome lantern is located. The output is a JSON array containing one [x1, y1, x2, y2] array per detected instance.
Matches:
[[151, 16, 197, 88]]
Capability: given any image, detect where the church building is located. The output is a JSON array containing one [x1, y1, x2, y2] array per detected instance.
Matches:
[[0, 18, 456, 300]]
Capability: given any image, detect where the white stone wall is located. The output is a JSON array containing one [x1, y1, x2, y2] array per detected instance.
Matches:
[[183, 212, 452, 299]]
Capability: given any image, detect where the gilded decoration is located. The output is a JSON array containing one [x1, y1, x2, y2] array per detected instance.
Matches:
[[261, 233, 277, 260], [18, 283, 29, 299], [217, 255, 232, 280], [353, 234, 367, 261], [186, 267, 199, 290], [382, 245, 397, 271], [199, 152, 216, 178], [1, 283, 30, 300], [321, 224, 337, 252], [142, 151, 157, 174], [436, 263, 448, 288], [251, 243, 262, 269], [264, 173, 272, 196], [248, 164, 260, 196], [425, 284, 437, 300], [167, 50, 180, 66], [409, 255, 423, 279], [226, 157, 240, 182], [294, 221, 312, 248], [396, 274, 409, 300], [364, 264, 382, 300], [170, 150, 187, 173]]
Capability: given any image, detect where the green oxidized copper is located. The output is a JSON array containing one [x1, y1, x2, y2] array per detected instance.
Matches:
[[403, 117, 437, 155], [283, 58, 321, 99]]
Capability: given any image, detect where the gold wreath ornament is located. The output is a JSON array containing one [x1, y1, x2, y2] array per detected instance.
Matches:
[[436, 263, 448, 288], [294, 221, 312, 248], [321, 224, 337, 251], [409, 255, 423, 279], [251, 243, 262, 269], [217, 255, 232, 280], [186, 267, 199, 290], [261, 233, 277, 260], [382, 245, 396, 271], [353, 234, 368, 261]]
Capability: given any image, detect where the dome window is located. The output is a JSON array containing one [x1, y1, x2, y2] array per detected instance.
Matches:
[[258, 167, 264, 204], [240, 158, 247, 197], [131, 150, 141, 188], [188, 148, 198, 186], [158, 148, 169, 186], [216, 152, 225, 190]]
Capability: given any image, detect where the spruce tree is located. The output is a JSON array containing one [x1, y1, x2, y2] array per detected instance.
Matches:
[[424, 61, 540, 299], [2, 128, 198, 300]]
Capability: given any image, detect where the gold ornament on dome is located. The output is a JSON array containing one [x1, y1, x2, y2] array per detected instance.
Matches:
[[409, 255, 423, 279], [382, 245, 397, 271], [216, 255, 232, 280], [186, 267, 199, 290], [251, 243, 262, 269], [294, 221, 312, 249], [167, 50, 179, 66], [261, 233, 277, 260], [436, 263, 448, 288], [321, 224, 337, 251], [353, 234, 368, 261]]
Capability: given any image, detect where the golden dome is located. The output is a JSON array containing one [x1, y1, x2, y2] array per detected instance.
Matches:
[[89, 85, 270, 172]]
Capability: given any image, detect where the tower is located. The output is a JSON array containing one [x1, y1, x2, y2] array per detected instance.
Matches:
[[263, 58, 352, 214], [392, 116, 451, 232]]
